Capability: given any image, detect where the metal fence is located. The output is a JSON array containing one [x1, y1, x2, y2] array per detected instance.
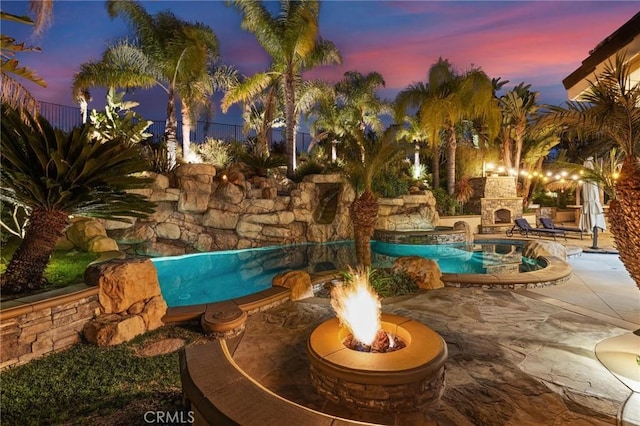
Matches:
[[36, 101, 312, 152]]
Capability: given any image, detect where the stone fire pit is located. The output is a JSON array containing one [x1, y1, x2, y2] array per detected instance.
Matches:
[[307, 313, 447, 412]]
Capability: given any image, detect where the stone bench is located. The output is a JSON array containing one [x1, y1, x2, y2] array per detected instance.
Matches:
[[180, 339, 366, 425]]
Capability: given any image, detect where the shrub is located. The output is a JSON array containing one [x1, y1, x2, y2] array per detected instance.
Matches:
[[433, 187, 460, 216], [140, 142, 176, 174], [238, 150, 286, 177], [194, 138, 231, 169], [341, 268, 418, 298], [293, 160, 325, 182], [372, 169, 409, 198]]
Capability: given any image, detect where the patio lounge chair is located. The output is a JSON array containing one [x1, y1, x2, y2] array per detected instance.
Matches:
[[506, 218, 566, 240], [539, 217, 584, 240]]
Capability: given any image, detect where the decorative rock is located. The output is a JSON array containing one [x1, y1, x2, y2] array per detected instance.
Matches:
[[140, 296, 168, 330], [87, 235, 119, 253], [155, 223, 181, 240], [55, 235, 75, 250], [84, 258, 162, 314], [392, 256, 444, 289], [273, 270, 313, 301], [127, 300, 146, 315], [523, 240, 567, 261], [195, 233, 213, 252], [138, 241, 186, 257], [175, 163, 216, 178], [214, 183, 245, 204], [144, 171, 170, 190], [109, 224, 155, 244], [101, 218, 135, 231], [82, 314, 147, 346], [178, 179, 212, 213], [262, 187, 277, 199], [66, 218, 108, 251], [202, 209, 239, 229]]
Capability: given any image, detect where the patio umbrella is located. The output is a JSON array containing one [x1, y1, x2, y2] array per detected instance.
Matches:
[[579, 157, 607, 248]]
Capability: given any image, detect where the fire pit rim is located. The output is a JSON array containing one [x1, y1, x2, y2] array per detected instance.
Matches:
[[307, 313, 448, 386]]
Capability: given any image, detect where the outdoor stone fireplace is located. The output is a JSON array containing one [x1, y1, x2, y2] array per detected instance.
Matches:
[[468, 176, 523, 234]]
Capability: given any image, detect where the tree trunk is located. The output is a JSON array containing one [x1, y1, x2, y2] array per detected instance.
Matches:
[[521, 157, 543, 208], [181, 103, 192, 161], [513, 123, 525, 177], [165, 87, 179, 168], [350, 189, 379, 268], [446, 126, 457, 195], [431, 150, 440, 189], [607, 159, 640, 289], [284, 72, 297, 178], [0, 208, 69, 294]]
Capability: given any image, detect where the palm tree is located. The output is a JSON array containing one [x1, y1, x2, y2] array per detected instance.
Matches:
[[551, 53, 640, 288], [395, 81, 442, 188], [396, 115, 429, 178], [347, 129, 403, 268], [224, 0, 341, 178], [335, 71, 391, 163], [397, 59, 500, 195], [0, 105, 155, 294], [499, 83, 540, 176], [1, 0, 52, 116], [75, 1, 226, 166]]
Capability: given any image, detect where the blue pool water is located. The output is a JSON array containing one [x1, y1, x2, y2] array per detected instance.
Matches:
[[153, 240, 539, 307]]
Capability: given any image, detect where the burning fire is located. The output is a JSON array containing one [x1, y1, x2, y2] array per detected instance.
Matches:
[[330, 269, 381, 347]]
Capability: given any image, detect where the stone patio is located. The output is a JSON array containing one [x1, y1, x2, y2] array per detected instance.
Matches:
[[226, 233, 639, 425]]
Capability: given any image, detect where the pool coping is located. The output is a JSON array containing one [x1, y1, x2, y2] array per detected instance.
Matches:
[[162, 286, 291, 334], [441, 255, 573, 289]]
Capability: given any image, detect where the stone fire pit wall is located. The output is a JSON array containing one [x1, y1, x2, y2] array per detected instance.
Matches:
[[102, 166, 439, 256]]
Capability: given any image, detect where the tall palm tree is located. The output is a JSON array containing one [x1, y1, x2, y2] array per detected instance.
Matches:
[[224, 0, 341, 178], [397, 59, 500, 195], [551, 53, 640, 288], [499, 83, 540, 176], [0, 105, 155, 294], [75, 1, 225, 166], [335, 71, 391, 163], [396, 115, 429, 177], [395, 81, 442, 188]]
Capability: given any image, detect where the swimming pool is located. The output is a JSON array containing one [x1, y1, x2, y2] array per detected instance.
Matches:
[[153, 240, 539, 307]]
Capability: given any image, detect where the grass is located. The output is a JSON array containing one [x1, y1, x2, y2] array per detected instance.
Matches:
[[0, 237, 98, 298], [0, 326, 206, 425]]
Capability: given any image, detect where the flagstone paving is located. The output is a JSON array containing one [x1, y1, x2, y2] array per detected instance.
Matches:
[[231, 237, 639, 425]]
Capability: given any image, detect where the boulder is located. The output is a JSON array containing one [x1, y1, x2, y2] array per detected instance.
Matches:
[[155, 223, 181, 240], [392, 256, 444, 290], [84, 258, 162, 314], [66, 218, 108, 250], [87, 235, 119, 253], [214, 183, 245, 204], [83, 314, 147, 346], [273, 270, 313, 301], [522, 240, 567, 261], [109, 224, 155, 244], [140, 295, 168, 330]]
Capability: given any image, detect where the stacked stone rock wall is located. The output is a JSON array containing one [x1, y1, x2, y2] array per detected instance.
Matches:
[[0, 290, 99, 369], [103, 166, 438, 256]]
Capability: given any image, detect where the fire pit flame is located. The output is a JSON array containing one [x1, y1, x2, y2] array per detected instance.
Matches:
[[330, 268, 381, 348]]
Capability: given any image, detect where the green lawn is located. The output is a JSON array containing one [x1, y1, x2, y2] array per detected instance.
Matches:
[[1, 237, 98, 297], [1, 326, 206, 425]]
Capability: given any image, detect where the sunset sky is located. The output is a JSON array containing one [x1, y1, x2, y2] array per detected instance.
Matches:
[[3, 1, 639, 126]]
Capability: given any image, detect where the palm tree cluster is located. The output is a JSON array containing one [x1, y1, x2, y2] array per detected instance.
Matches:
[[3, 1, 638, 285]]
